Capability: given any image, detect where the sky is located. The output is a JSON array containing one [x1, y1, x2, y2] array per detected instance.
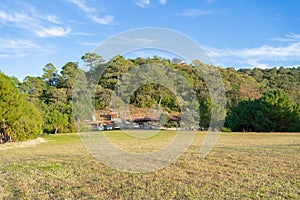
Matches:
[[1, 0, 300, 80]]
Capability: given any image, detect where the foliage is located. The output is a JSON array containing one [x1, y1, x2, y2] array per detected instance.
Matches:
[[199, 98, 211, 128], [226, 90, 300, 132], [159, 113, 169, 126], [220, 68, 260, 111], [0, 72, 43, 141], [2, 52, 300, 138], [9, 101, 43, 141], [238, 67, 300, 104]]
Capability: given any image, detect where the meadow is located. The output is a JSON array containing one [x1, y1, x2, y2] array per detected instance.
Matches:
[[0, 131, 299, 199]]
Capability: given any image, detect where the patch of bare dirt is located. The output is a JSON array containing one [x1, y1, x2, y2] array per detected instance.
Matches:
[[0, 137, 46, 151]]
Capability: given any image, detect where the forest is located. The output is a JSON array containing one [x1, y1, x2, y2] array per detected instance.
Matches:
[[1, 52, 300, 141]]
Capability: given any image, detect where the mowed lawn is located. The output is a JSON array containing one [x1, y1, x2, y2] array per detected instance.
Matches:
[[0, 131, 299, 199]]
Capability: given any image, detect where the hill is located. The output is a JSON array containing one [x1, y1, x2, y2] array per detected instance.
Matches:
[[1, 53, 300, 141]]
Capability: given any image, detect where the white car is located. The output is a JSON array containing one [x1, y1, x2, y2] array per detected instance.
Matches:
[[133, 123, 140, 129], [114, 124, 120, 129], [106, 125, 113, 130], [98, 125, 104, 131]]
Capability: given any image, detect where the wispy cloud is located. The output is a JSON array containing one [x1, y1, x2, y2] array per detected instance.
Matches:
[[134, 0, 151, 8], [67, 0, 95, 13], [0, 10, 32, 25], [0, 38, 41, 58], [0, 39, 39, 50], [115, 35, 159, 45], [272, 33, 300, 42], [181, 9, 213, 17], [37, 27, 71, 38], [158, 0, 167, 5], [134, 0, 167, 8], [0, 9, 71, 38], [77, 41, 99, 47], [72, 32, 93, 36], [66, 0, 115, 25], [206, 41, 300, 68], [40, 14, 61, 24], [208, 43, 300, 58], [90, 15, 114, 25]]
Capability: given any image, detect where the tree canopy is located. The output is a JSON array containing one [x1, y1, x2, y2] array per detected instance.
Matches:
[[225, 90, 300, 132], [0, 72, 43, 141], [1, 53, 299, 142]]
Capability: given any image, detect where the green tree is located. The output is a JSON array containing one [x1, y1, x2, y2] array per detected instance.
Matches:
[[81, 52, 105, 71], [81, 52, 106, 84], [44, 107, 69, 134], [238, 67, 300, 104], [11, 101, 43, 140], [42, 63, 58, 86], [72, 69, 93, 122], [20, 76, 46, 102], [225, 100, 257, 132], [58, 62, 79, 99], [226, 90, 299, 132], [257, 90, 297, 132], [199, 98, 211, 129], [160, 113, 169, 126], [0, 72, 43, 141], [100, 55, 131, 90], [94, 85, 112, 109]]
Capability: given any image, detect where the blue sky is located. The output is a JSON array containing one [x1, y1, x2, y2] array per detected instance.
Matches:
[[1, 0, 300, 80]]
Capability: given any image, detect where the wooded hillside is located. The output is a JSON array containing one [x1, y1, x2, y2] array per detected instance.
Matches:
[[1, 53, 299, 141]]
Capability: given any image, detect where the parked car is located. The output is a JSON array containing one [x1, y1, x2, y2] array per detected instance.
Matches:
[[106, 125, 113, 130], [123, 124, 130, 129], [114, 124, 120, 129], [133, 123, 140, 129], [98, 125, 104, 131]]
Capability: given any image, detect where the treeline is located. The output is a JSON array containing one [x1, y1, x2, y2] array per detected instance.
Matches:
[[0, 53, 300, 141], [0, 62, 80, 141]]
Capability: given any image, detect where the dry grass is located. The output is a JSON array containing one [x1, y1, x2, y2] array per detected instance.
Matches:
[[0, 131, 299, 199], [0, 137, 46, 151]]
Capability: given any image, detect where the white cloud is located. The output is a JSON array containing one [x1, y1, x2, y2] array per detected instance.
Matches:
[[36, 27, 71, 38], [0, 38, 41, 58], [272, 33, 300, 42], [0, 10, 17, 22], [208, 43, 300, 58], [0, 10, 15, 22], [181, 9, 213, 17], [66, 0, 115, 25], [134, 0, 167, 8], [0, 9, 70, 38], [68, 0, 95, 13], [90, 15, 114, 25], [78, 41, 99, 46], [72, 32, 93, 36], [29, 7, 62, 24], [134, 0, 151, 8], [206, 42, 300, 68], [158, 0, 167, 5], [0, 8, 62, 26], [0, 10, 32, 24], [114, 35, 159, 45], [0, 39, 39, 49], [43, 15, 61, 24]]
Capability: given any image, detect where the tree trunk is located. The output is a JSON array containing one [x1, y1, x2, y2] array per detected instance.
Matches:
[[158, 95, 163, 109]]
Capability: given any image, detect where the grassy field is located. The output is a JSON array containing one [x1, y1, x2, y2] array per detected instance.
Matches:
[[0, 131, 299, 199]]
